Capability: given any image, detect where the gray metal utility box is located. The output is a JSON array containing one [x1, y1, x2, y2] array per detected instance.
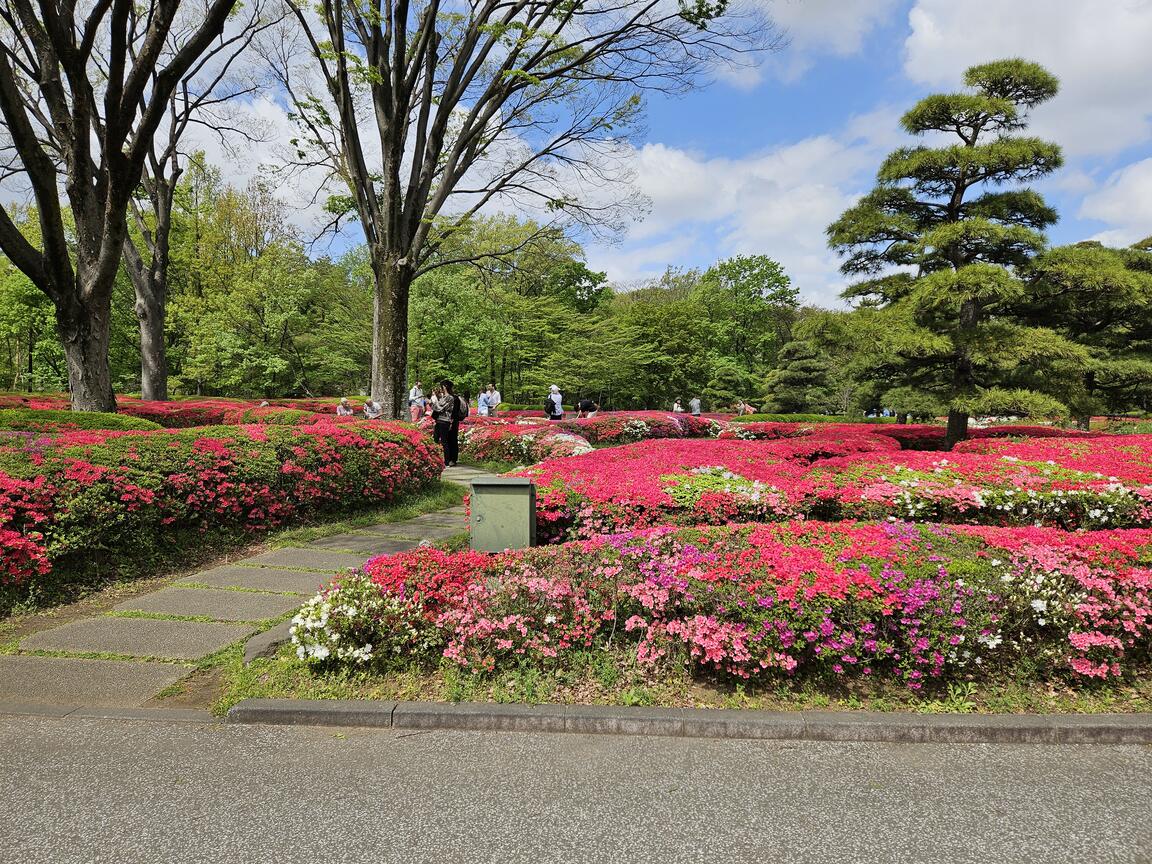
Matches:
[[469, 477, 537, 552]]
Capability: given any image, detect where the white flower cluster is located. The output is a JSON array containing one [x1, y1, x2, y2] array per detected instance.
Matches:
[[290, 572, 431, 665]]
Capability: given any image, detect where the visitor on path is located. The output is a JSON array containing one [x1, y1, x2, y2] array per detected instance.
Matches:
[[477, 388, 491, 417], [577, 396, 598, 419], [487, 384, 501, 418], [432, 380, 466, 466], [336, 397, 355, 417], [672, 399, 684, 413], [363, 399, 382, 420], [689, 396, 701, 416], [408, 381, 425, 423], [546, 385, 564, 420]]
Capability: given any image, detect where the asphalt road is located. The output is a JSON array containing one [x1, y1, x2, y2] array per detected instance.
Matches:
[[1, 714, 1150, 864]]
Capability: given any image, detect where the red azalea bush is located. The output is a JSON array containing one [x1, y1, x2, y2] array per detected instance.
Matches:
[[515, 434, 1152, 540], [556, 411, 721, 444], [221, 406, 320, 425], [295, 521, 1152, 686], [116, 397, 245, 427], [0, 419, 441, 592]]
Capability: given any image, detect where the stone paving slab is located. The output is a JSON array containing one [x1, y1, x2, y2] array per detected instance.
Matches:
[[0, 656, 190, 707], [307, 535, 419, 556], [177, 565, 329, 595], [114, 587, 301, 622], [366, 523, 464, 541], [21, 618, 254, 661], [244, 548, 364, 572]]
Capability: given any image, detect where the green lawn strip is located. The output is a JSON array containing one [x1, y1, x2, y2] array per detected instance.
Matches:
[[102, 610, 283, 626], [458, 457, 517, 474], [268, 481, 465, 547], [216, 644, 1152, 717], [172, 581, 306, 596]]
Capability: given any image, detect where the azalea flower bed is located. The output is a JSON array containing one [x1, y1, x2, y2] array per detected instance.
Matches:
[[516, 434, 1152, 539], [461, 424, 593, 464], [0, 420, 441, 591], [556, 411, 721, 444], [0, 408, 161, 433], [520, 434, 896, 541], [290, 521, 1152, 685]]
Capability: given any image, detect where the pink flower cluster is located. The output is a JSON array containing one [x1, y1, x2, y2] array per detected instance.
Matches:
[[0, 419, 441, 588], [356, 521, 1152, 684]]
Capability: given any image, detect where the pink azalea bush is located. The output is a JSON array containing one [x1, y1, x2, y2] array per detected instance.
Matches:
[[0, 419, 441, 594], [294, 521, 1152, 686]]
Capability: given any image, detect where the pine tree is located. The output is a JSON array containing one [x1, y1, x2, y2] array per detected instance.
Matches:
[[828, 59, 1086, 446], [763, 340, 834, 414]]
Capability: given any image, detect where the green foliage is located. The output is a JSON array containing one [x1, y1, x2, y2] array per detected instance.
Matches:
[[827, 58, 1076, 445], [762, 340, 834, 413], [0, 409, 161, 432]]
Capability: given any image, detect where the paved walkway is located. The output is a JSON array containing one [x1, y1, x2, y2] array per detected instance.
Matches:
[[0, 465, 492, 711]]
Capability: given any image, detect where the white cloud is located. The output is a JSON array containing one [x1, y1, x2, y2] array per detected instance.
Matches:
[[718, 0, 901, 86], [586, 107, 903, 306], [1078, 158, 1152, 245], [903, 0, 1152, 157]]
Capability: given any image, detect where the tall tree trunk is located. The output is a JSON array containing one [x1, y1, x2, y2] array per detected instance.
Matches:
[[945, 409, 969, 450], [136, 293, 167, 401], [370, 251, 413, 419], [56, 296, 115, 412], [124, 237, 169, 401]]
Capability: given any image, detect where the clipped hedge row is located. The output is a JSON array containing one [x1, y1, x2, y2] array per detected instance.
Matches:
[[0, 408, 161, 432], [731, 413, 898, 424], [0, 420, 442, 591]]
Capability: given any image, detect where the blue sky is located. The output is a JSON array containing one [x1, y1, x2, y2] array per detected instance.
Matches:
[[582, 0, 1152, 307]]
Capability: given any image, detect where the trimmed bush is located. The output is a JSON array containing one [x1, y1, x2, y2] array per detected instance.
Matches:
[[222, 406, 318, 425], [0, 419, 441, 592], [0, 408, 161, 433], [299, 521, 1152, 686]]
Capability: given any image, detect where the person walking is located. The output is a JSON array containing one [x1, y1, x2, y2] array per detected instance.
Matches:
[[477, 387, 491, 417], [432, 379, 466, 466], [546, 385, 564, 420], [689, 396, 701, 416], [336, 397, 355, 417], [486, 384, 502, 418], [408, 381, 425, 423]]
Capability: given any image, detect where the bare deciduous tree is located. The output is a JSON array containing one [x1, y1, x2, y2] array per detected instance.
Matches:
[[0, 0, 237, 410], [120, 1, 281, 401], [266, 0, 782, 417]]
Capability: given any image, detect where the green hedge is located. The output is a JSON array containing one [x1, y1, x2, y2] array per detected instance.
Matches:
[[730, 413, 899, 424], [0, 408, 162, 432]]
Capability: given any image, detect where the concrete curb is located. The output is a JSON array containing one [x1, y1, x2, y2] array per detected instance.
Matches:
[[225, 698, 1152, 745]]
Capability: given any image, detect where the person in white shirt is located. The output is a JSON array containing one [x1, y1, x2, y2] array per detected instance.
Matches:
[[486, 383, 501, 418], [547, 384, 563, 420], [363, 399, 382, 420], [672, 399, 684, 413], [689, 396, 701, 416], [408, 382, 425, 423], [336, 397, 355, 417]]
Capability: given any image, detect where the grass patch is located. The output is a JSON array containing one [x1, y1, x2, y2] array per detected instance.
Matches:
[[458, 456, 516, 474], [268, 481, 465, 547], [215, 644, 1152, 717]]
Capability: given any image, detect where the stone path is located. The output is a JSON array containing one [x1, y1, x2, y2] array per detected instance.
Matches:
[[0, 465, 492, 711]]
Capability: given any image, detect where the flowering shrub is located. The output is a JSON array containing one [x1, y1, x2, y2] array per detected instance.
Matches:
[[0, 419, 441, 589], [221, 406, 318, 425], [304, 521, 1152, 685], [290, 569, 438, 664], [556, 411, 721, 444], [461, 424, 593, 464], [116, 397, 243, 427]]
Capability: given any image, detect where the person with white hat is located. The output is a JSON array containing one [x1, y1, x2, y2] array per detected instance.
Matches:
[[546, 384, 564, 420]]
